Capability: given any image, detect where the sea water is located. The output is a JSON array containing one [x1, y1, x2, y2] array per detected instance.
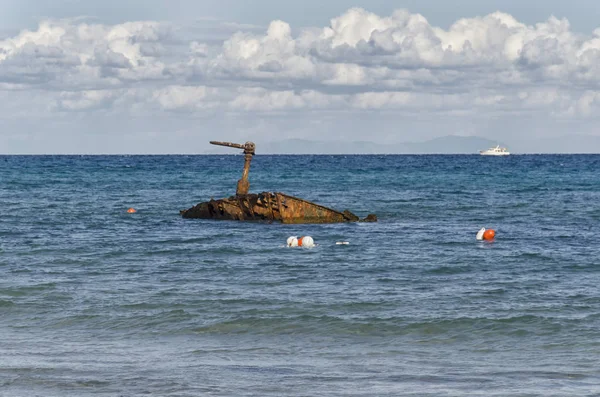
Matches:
[[1, 154, 599, 396]]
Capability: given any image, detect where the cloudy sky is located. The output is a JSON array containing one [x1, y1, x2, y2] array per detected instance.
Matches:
[[2, 0, 600, 153]]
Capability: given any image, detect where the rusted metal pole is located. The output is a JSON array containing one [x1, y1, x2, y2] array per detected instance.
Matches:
[[236, 152, 252, 195], [209, 141, 245, 150], [210, 141, 255, 196], [236, 142, 255, 195]]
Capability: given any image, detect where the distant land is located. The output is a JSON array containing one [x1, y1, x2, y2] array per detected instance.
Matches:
[[205, 135, 600, 154]]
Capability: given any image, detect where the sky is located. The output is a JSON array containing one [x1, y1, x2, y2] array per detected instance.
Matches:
[[1, 0, 600, 153]]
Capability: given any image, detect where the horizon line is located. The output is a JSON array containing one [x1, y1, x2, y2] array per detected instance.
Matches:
[[2, 152, 600, 156]]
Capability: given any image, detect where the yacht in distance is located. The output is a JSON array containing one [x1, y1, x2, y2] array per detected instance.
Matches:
[[479, 145, 510, 156]]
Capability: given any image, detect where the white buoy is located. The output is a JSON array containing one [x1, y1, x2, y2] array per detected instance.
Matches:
[[286, 236, 315, 248], [300, 236, 315, 248], [335, 241, 349, 245], [476, 227, 486, 241]]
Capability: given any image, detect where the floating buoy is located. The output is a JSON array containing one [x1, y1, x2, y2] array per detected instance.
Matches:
[[483, 229, 496, 241], [477, 227, 496, 241], [336, 241, 349, 245], [299, 236, 315, 248], [287, 236, 315, 248], [476, 228, 485, 240], [127, 208, 137, 213]]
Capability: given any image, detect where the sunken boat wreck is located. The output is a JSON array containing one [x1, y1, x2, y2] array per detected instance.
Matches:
[[180, 141, 377, 224]]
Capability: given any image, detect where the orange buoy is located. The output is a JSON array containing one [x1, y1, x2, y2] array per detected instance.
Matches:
[[127, 208, 137, 213], [483, 229, 496, 241]]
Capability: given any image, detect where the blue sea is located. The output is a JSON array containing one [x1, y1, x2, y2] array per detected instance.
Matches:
[[1, 154, 600, 396]]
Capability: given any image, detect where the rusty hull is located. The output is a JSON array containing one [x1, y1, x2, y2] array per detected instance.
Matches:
[[180, 192, 377, 224]]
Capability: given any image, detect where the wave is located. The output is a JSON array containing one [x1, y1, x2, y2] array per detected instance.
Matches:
[[0, 299, 15, 307], [189, 314, 588, 338], [426, 265, 474, 275], [0, 283, 57, 297]]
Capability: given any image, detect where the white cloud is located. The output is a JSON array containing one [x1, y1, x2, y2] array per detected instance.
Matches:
[[1, 8, 600, 153], [0, 19, 171, 89], [212, 20, 316, 81], [152, 85, 220, 111], [228, 87, 343, 111], [55, 89, 117, 111], [184, 7, 600, 116]]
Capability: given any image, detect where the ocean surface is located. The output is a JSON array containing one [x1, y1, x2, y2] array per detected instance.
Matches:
[[1, 154, 600, 396]]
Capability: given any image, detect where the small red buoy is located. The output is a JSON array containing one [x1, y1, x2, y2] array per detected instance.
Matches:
[[127, 208, 137, 213], [483, 229, 496, 241]]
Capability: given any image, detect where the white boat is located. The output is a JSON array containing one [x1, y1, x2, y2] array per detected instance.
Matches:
[[479, 145, 510, 156]]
